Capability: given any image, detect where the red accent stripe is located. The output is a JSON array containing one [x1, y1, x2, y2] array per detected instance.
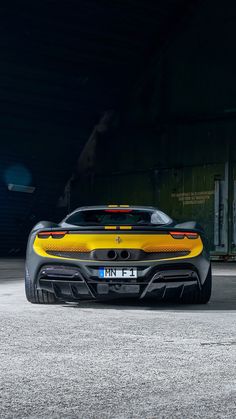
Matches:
[[51, 231, 68, 235]]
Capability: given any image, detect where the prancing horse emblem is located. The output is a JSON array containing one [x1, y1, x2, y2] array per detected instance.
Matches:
[[115, 236, 122, 244]]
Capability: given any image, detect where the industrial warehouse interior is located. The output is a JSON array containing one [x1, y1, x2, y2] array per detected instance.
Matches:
[[1, 1, 236, 418]]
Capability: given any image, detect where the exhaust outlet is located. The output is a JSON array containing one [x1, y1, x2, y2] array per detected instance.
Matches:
[[120, 250, 130, 260], [107, 250, 117, 260]]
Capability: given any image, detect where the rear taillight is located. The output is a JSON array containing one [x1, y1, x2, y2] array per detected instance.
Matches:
[[170, 231, 199, 239], [37, 232, 51, 238], [38, 231, 68, 239]]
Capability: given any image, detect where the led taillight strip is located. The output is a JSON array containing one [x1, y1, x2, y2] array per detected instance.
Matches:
[[38, 231, 68, 238], [170, 231, 199, 239]]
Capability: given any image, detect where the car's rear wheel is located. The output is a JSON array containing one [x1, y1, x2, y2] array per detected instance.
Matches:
[[25, 268, 58, 304], [181, 266, 212, 304]]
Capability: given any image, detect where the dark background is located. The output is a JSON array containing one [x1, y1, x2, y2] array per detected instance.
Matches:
[[0, 0, 235, 257]]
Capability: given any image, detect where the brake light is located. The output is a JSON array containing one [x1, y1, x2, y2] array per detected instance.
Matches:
[[185, 232, 199, 239], [170, 231, 199, 239], [37, 232, 51, 238], [38, 231, 68, 239]]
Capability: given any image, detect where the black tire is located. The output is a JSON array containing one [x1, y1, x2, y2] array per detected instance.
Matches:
[[25, 267, 58, 304], [181, 266, 212, 304]]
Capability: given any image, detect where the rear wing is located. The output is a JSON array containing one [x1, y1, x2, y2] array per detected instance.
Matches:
[[35, 225, 203, 238]]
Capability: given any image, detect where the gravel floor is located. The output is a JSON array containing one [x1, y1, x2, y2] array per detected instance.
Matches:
[[0, 260, 236, 419]]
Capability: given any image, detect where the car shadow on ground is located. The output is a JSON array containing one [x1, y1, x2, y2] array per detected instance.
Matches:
[[62, 274, 236, 311], [62, 298, 236, 311]]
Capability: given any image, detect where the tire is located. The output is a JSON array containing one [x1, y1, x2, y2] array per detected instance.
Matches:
[[25, 267, 58, 304], [181, 266, 212, 304]]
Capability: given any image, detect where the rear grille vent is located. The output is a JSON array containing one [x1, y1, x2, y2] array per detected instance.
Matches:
[[46, 249, 190, 261], [47, 251, 90, 259], [144, 251, 190, 260]]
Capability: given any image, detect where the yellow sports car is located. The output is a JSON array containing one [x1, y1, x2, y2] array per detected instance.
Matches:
[[25, 205, 212, 304]]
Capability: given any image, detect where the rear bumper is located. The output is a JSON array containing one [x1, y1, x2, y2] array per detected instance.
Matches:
[[38, 266, 201, 301], [27, 250, 210, 302]]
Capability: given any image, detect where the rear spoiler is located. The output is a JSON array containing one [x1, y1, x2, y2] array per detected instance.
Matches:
[[36, 225, 203, 237]]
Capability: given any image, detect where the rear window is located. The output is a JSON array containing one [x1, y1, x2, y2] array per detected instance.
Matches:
[[65, 209, 172, 226]]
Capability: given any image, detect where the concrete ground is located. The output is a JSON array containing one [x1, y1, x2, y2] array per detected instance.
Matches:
[[0, 260, 236, 419]]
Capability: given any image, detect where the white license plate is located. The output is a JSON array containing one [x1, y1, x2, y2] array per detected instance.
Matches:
[[99, 267, 137, 279]]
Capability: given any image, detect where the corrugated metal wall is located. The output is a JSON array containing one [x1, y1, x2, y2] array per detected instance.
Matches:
[[71, 0, 236, 258], [0, 0, 189, 254], [0, 27, 91, 254], [71, 136, 234, 257], [0, 140, 85, 254]]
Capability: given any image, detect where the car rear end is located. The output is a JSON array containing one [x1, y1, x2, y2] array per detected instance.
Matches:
[[26, 206, 210, 303]]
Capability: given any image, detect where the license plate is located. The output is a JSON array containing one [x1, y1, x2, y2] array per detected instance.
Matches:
[[99, 267, 137, 279]]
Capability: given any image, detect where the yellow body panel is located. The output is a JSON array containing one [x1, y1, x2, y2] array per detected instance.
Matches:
[[33, 233, 203, 262]]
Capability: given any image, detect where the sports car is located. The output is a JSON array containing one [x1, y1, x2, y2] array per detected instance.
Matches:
[[25, 205, 212, 304]]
